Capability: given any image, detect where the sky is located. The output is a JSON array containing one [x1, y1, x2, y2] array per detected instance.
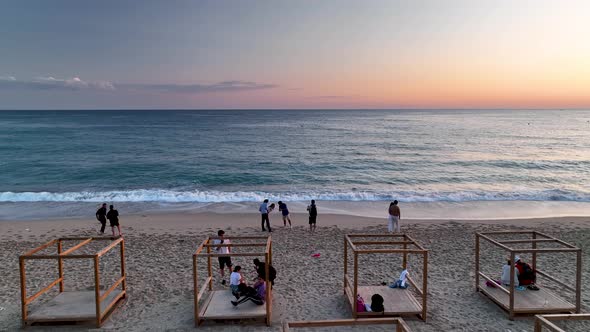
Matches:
[[1, 0, 590, 109]]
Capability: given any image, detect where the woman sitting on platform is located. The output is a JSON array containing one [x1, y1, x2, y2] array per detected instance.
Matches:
[[231, 277, 266, 306], [515, 256, 539, 290], [500, 259, 519, 287], [229, 265, 245, 298]]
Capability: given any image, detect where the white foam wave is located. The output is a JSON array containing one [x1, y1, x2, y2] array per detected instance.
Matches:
[[0, 189, 589, 203]]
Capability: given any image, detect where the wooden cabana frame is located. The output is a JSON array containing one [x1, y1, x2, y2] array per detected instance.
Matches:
[[344, 234, 428, 321], [283, 317, 413, 332], [19, 237, 126, 327], [475, 231, 582, 320], [534, 313, 590, 332], [193, 235, 273, 327]]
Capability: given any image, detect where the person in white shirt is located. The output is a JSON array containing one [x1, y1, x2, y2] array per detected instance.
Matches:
[[212, 230, 232, 285], [389, 266, 409, 289], [229, 265, 244, 298], [501, 258, 519, 287]]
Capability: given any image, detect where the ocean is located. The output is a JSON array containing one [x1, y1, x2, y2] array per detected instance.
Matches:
[[1, 109, 589, 219]]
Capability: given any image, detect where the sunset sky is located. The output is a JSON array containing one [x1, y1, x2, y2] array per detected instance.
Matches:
[[1, 0, 590, 109]]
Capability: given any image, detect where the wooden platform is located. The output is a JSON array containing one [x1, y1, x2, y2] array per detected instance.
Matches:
[[479, 281, 575, 314], [200, 290, 267, 320], [27, 290, 124, 324], [356, 286, 422, 316]]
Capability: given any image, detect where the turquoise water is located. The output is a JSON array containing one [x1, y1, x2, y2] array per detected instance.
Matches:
[[1, 109, 589, 204]]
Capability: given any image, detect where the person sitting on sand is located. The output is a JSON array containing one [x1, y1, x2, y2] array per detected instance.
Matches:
[[389, 266, 409, 289], [515, 256, 539, 290], [229, 266, 245, 298], [106, 205, 122, 237], [253, 258, 277, 285], [278, 201, 292, 229], [501, 258, 519, 287], [231, 276, 266, 306]]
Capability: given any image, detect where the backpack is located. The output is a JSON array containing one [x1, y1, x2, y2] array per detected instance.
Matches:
[[370, 294, 384, 312], [309, 205, 317, 217], [521, 262, 534, 278]]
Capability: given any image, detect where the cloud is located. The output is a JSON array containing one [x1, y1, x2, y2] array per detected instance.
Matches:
[[122, 80, 277, 94], [312, 95, 359, 99], [0, 75, 276, 94], [0, 76, 115, 91]]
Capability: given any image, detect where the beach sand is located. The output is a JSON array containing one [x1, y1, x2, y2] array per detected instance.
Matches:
[[1, 212, 590, 331]]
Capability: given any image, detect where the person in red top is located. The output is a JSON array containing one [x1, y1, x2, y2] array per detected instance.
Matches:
[[515, 256, 539, 290]]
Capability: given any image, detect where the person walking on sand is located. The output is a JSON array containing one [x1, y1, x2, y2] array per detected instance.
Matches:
[[259, 199, 272, 232], [95, 203, 107, 234], [106, 205, 122, 237], [307, 199, 318, 232], [278, 201, 292, 229], [212, 230, 232, 285], [388, 200, 401, 233]]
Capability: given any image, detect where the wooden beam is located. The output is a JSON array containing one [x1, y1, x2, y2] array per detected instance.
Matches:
[[475, 234, 480, 291], [197, 252, 267, 257], [96, 237, 124, 257], [22, 239, 58, 257], [480, 230, 536, 235], [353, 252, 358, 318], [25, 277, 62, 304], [536, 270, 576, 292], [534, 231, 578, 248], [23, 254, 96, 260], [202, 243, 268, 247], [120, 239, 126, 295], [19, 257, 27, 324], [347, 234, 406, 238], [94, 256, 101, 328], [99, 290, 125, 320], [345, 235, 357, 252], [404, 234, 427, 251], [99, 276, 125, 302], [539, 313, 590, 320], [208, 236, 269, 240], [575, 250, 582, 313], [197, 277, 212, 300], [499, 239, 558, 244], [478, 272, 510, 295], [509, 251, 516, 320], [57, 240, 64, 292], [422, 250, 428, 321], [285, 317, 409, 328], [406, 276, 423, 296], [60, 238, 93, 256], [343, 236, 348, 292], [355, 249, 426, 254], [513, 248, 580, 253], [534, 316, 567, 332], [351, 241, 415, 246], [477, 233, 513, 251], [193, 254, 199, 326]]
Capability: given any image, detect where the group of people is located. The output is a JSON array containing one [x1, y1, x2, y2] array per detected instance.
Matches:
[[499, 256, 539, 290], [95, 203, 122, 236], [212, 230, 277, 307], [258, 199, 318, 232]]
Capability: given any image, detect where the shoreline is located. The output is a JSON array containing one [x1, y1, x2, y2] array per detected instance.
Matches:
[[2, 200, 590, 221]]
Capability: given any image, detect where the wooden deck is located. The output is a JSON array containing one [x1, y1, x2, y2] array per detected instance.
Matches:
[[200, 290, 267, 320], [27, 290, 124, 324], [356, 286, 422, 316], [479, 281, 576, 314]]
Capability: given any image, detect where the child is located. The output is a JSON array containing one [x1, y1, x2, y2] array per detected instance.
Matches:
[[389, 266, 409, 289], [229, 266, 244, 298]]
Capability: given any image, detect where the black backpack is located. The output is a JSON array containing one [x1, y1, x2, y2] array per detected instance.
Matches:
[[370, 294, 384, 312]]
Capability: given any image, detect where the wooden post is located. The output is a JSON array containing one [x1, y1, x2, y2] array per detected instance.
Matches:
[[265, 252, 271, 326], [57, 240, 64, 292], [19, 257, 27, 325], [421, 251, 428, 321], [575, 249, 582, 313], [475, 234, 480, 291], [402, 235, 407, 269], [206, 238, 212, 291], [94, 256, 101, 327], [120, 239, 126, 296], [343, 237, 348, 293], [533, 318, 542, 332], [353, 252, 358, 318], [532, 232, 537, 272], [509, 251, 515, 320], [198, 254, 202, 327]]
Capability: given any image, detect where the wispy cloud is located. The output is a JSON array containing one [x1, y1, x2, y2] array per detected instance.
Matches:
[[0, 76, 277, 94], [311, 95, 360, 99], [0, 76, 115, 91]]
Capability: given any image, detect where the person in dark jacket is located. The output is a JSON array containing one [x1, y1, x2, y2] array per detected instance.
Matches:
[[307, 199, 318, 232], [106, 205, 122, 237], [253, 258, 276, 285], [95, 203, 107, 234]]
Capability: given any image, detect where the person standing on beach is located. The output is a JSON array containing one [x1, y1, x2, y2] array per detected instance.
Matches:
[[259, 199, 272, 232], [212, 230, 232, 285], [278, 201, 292, 229], [307, 199, 318, 232], [388, 200, 401, 233], [106, 205, 122, 236], [95, 203, 107, 234]]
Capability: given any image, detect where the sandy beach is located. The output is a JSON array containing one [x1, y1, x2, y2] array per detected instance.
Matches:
[[0, 211, 589, 331]]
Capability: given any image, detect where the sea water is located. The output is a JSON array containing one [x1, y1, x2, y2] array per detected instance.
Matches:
[[1, 109, 589, 219]]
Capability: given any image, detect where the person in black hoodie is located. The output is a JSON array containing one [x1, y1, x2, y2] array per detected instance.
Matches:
[[253, 258, 276, 285], [95, 203, 107, 234]]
